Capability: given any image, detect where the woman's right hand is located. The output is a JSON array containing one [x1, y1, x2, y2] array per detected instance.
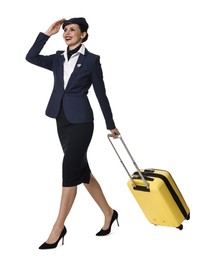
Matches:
[[44, 18, 66, 36]]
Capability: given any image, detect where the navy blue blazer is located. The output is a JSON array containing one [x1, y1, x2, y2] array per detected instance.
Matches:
[[25, 32, 116, 130]]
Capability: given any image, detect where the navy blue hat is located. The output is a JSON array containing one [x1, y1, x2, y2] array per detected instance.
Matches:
[[62, 17, 89, 32]]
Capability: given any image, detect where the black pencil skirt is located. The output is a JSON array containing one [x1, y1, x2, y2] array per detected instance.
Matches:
[[56, 106, 94, 187]]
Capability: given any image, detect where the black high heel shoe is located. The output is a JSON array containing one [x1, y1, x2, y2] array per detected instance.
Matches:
[[96, 210, 119, 236], [39, 226, 67, 249]]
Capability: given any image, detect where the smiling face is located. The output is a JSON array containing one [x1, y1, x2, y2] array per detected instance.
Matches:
[[63, 24, 87, 50]]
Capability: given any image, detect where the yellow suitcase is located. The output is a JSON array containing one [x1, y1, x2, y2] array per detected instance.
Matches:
[[108, 135, 190, 230]]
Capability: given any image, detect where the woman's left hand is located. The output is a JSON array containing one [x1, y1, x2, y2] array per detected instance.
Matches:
[[110, 128, 120, 139]]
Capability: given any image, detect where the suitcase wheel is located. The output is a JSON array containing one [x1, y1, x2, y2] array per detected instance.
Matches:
[[186, 212, 190, 220], [177, 224, 183, 230]]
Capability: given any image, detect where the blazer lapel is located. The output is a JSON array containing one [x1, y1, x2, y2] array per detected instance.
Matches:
[[58, 55, 65, 89], [65, 54, 86, 89]]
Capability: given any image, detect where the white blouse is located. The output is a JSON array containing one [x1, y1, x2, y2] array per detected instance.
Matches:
[[62, 44, 86, 89]]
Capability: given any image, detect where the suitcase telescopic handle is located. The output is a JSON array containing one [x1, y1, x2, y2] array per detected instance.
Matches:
[[107, 134, 149, 189]]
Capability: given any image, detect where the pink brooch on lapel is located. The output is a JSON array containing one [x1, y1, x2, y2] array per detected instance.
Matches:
[[77, 64, 82, 68]]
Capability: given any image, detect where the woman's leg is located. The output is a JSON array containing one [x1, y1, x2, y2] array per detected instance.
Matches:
[[84, 174, 114, 230], [45, 186, 77, 243]]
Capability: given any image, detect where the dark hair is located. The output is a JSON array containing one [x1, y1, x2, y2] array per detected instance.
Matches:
[[78, 24, 88, 42]]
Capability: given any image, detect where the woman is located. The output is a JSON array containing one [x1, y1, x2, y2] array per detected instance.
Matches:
[[26, 17, 120, 250]]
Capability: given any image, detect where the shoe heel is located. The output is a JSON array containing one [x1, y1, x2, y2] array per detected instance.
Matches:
[[96, 210, 119, 236], [39, 226, 67, 250], [116, 218, 119, 227]]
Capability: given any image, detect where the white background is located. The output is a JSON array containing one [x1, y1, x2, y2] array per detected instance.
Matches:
[[1, 0, 214, 259]]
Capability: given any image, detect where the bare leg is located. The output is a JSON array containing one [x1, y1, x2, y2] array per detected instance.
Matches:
[[84, 174, 114, 230], [46, 186, 77, 243]]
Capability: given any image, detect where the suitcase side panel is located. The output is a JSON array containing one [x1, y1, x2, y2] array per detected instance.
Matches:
[[127, 170, 189, 227], [147, 169, 190, 218], [128, 180, 183, 227]]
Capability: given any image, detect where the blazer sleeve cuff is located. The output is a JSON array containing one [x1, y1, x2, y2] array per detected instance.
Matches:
[[106, 120, 116, 130]]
